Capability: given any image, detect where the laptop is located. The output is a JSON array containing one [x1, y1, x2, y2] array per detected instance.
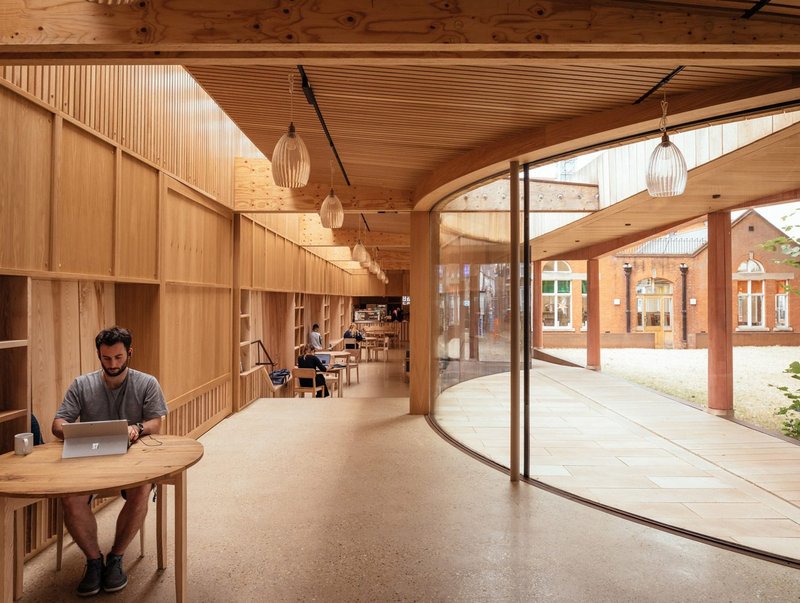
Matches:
[[62, 419, 130, 459], [316, 353, 347, 370]]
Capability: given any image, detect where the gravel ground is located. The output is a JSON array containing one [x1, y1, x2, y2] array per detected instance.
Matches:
[[545, 346, 799, 434]]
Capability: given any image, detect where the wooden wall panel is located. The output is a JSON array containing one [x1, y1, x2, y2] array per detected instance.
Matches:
[[118, 154, 159, 280], [1, 66, 263, 208], [162, 285, 230, 400], [0, 87, 51, 272], [115, 284, 160, 379], [30, 279, 81, 443], [164, 185, 232, 285], [77, 281, 115, 373], [55, 123, 114, 276], [240, 218, 253, 288], [253, 223, 266, 289]]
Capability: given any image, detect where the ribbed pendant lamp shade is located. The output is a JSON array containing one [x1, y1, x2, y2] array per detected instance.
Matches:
[[352, 241, 367, 263], [319, 189, 344, 228], [645, 132, 687, 197], [271, 122, 310, 188]]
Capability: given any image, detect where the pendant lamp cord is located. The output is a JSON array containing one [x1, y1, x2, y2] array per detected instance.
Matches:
[[288, 73, 295, 123], [659, 95, 669, 135]]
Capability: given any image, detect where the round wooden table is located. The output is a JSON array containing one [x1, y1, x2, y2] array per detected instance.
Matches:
[[0, 435, 203, 603]]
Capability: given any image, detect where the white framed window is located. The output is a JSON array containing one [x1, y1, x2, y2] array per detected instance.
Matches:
[[776, 280, 789, 329], [542, 261, 572, 328], [736, 259, 765, 328]]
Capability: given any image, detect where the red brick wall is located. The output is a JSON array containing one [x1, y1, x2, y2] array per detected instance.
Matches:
[[541, 211, 800, 348]]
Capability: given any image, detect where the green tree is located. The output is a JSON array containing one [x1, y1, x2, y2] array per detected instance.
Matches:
[[762, 208, 800, 438], [773, 361, 800, 439]]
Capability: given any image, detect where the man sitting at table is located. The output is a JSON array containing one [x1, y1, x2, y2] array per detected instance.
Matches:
[[297, 345, 330, 397], [308, 323, 323, 350], [52, 326, 167, 597], [343, 323, 364, 349]]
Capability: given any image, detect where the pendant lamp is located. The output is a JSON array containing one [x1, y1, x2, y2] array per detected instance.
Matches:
[[352, 241, 367, 263], [360, 252, 371, 269], [645, 96, 687, 197], [272, 73, 311, 188], [319, 159, 344, 229]]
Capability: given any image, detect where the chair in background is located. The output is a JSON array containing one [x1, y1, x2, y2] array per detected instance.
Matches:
[[343, 337, 362, 361], [346, 347, 360, 384], [372, 336, 390, 362], [292, 367, 324, 397]]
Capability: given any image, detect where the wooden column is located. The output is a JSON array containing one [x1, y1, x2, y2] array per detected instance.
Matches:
[[469, 264, 480, 361], [532, 260, 543, 349], [509, 161, 520, 482], [409, 210, 432, 415], [707, 211, 733, 414], [587, 258, 601, 371]]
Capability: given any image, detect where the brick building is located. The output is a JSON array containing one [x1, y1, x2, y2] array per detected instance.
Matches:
[[540, 209, 800, 349]]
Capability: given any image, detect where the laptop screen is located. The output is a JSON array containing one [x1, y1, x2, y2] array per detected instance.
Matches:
[[316, 353, 331, 367]]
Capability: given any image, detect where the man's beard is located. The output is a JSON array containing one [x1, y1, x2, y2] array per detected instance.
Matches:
[[102, 358, 129, 377]]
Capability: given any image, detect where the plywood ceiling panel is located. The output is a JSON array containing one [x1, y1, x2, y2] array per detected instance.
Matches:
[[188, 64, 799, 194]]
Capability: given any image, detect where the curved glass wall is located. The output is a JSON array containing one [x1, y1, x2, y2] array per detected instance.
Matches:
[[432, 177, 514, 464], [430, 110, 800, 562]]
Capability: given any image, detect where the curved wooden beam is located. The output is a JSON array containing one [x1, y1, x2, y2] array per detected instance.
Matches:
[[412, 72, 800, 210]]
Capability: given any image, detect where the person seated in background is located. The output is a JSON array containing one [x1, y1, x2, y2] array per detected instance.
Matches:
[[297, 345, 330, 397], [343, 323, 364, 348], [308, 323, 323, 350]]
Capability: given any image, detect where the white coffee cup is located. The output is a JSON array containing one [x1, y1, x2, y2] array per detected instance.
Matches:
[[14, 432, 33, 456]]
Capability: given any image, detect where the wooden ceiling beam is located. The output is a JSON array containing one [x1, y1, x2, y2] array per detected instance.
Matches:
[[446, 178, 599, 212], [414, 72, 800, 209], [4, 1, 800, 64], [235, 158, 412, 212], [297, 217, 410, 248]]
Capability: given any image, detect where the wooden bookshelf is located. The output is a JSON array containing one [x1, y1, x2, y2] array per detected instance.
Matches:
[[0, 276, 31, 453]]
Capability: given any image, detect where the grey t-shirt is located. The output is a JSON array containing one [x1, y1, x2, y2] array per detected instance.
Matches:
[[55, 369, 167, 425]]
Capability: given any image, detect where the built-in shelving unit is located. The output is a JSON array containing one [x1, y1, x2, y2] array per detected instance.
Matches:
[[323, 295, 331, 347], [0, 275, 30, 454], [239, 289, 252, 373], [294, 292, 305, 358]]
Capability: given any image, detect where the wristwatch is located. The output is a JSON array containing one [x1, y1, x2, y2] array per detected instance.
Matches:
[[135, 422, 145, 436]]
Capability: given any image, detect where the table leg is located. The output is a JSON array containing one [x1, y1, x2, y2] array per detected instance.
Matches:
[[156, 484, 167, 570], [1, 497, 14, 603], [14, 508, 23, 601], [174, 472, 187, 603]]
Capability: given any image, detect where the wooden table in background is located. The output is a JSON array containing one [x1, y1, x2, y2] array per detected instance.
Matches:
[[329, 351, 353, 385], [0, 435, 204, 603]]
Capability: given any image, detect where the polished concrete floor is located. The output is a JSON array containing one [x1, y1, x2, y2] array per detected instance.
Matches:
[[20, 355, 800, 601], [436, 360, 800, 562]]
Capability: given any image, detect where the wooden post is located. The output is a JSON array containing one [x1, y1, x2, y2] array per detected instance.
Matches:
[[510, 161, 520, 482], [469, 264, 480, 361], [532, 260, 543, 349], [409, 210, 432, 415], [587, 258, 601, 370], [707, 211, 733, 414]]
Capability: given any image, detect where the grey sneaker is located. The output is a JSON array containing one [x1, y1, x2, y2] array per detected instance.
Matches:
[[102, 553, 128, 593], [76, 555, 104, 597]]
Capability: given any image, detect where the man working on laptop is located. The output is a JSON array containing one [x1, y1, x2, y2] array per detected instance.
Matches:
[[52, 326, 167, 597]]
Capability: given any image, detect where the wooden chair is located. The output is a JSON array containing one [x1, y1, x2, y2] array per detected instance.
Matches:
[[343, 337, 361, 361], [346, 347, 360, 383], [372, 336, 390, 362], [292, 367, 325, 397], [56, 493, 147, 570]]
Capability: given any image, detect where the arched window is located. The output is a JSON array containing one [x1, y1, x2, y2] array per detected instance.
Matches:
[[736, 258, 765, 328], [542, 261, 572, 328]]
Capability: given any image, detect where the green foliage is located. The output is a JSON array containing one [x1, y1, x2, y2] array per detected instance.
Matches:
[[772, 361, 800, 440], [760, 208, 800, 294]]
